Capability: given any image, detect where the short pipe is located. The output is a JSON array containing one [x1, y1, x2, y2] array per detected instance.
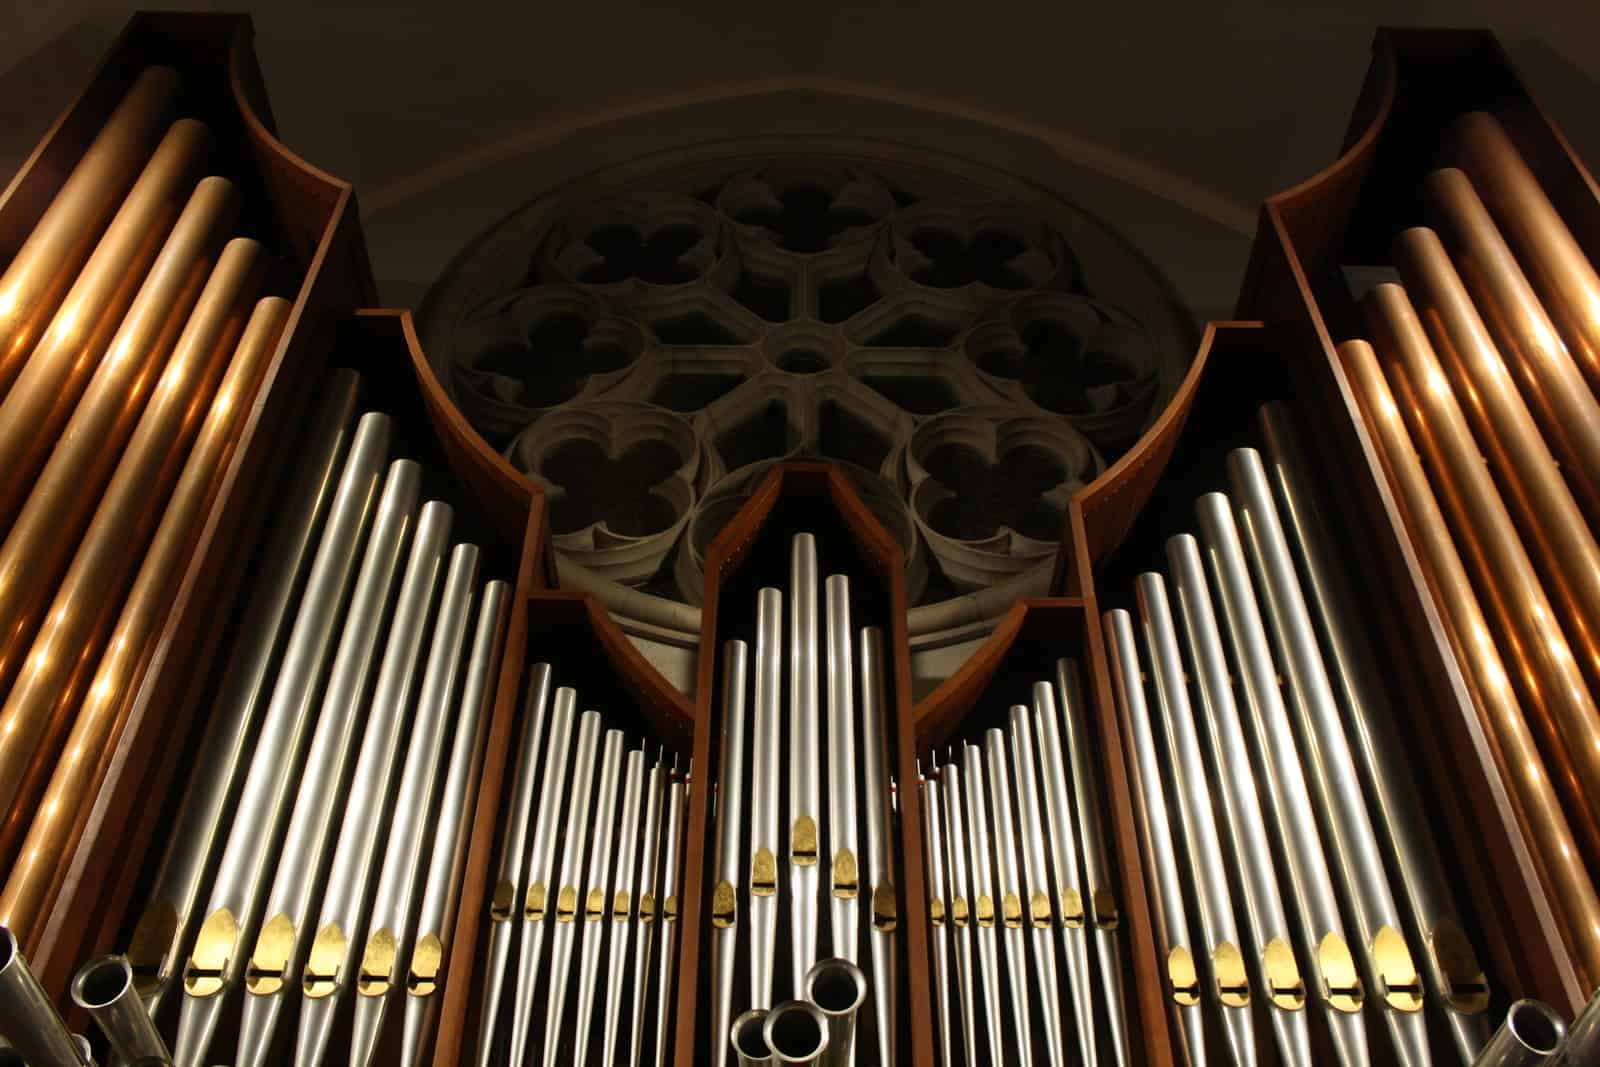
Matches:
[[802, 958, 866, 1067], [762, 1001, 830, 1066], [1475, 1000, 1566, 1066], [733, 1009, 774, 1067], [71, 955, 172, 1064], [0, 927, 83, 1066]]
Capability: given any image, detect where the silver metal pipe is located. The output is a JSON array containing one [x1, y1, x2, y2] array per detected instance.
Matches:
[[1007, 707, 1067, 1067], [1195, 492, 1372, 1067], [803, 957, 867, 1067], [1135, 574, 1256, 1067], [1474, 1001, 1567, 1067], [858, 626, 897, 1067], [1031, 685, 1096, 1067], [764, 1000, 831, 1066], [475, 668, 560, 1067], [790, 535, 822, 991], [72, 1036, 96, 1067], [525, 710, 604, 1067], [172, 416, 393, 1067], [402, 567, 505, 1067], [1259, 402, 1490, 1062], [1551, 987, 1598, 1065], [939, 762, 979, 1067], [734, 1009, 775, 1067], [0, 927, 85, 1065], [1166, 533, 1312, 1067], [602, 749, 647, 1067], [961, 744, 1006, 1067], [503, 686, 580, 1067], [1053, 660, 1133, 1067], [124, 370, 359, 1018], [919, 767, 954, 1067], [714, 641, 752, 1067], [654, 771, 687, 1067], [824, 576, 859, 969], [235, 476, 433, 1067], [629, 758, 666, 1067], [1227, 450, 1433, 1067], [983, 728, 1035, 1067], [1102, 610, 1205, 1067], [71, 955, 171, 1065], [752, 587, 783, 1009], [355, 565, 504, 1067], [570, 730, 626, 1067]]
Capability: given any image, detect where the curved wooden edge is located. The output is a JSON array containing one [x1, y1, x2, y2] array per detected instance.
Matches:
[[675, 460, 932, 1067]]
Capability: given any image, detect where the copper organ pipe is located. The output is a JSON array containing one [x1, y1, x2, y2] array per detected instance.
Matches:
[[1425, 168, 1600, 519], [0, 175, 238, 700], [0, 293, 283, 939], [1450, 112, 1600, 397], [1336, 337, 1600, 981], [0, 67, 179, 395], [0, 230, 258, 877]]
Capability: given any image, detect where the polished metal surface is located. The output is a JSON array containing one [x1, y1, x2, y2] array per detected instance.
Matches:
[[824, 576, 859, 969], [858, 626, 897, 1067], [803, 957, 866, 1067], [1337, 337, 1600, 980], [1195, 492, 1370, 1067], [790, 535, 821, 991], [1103, 609, 1205, 1067], [1006, 705, 1067, 1067], [734, 1009, 775, 1067], [0, 927, 86, 1065], [402, 562, 502, 1067], [1166, 532, 1311, 1067], [1550, 987, 1598, 1065], [173, 412, 392, 1067], [961, 744, 1005, 1067], [568, 730, 625, 1067], [919, 769, 954, 1067], [752, 587, 783, 1009], [602, 749, 647, 1067], [714, 640, 751, 1067], [629, 758, 666, 1067], [71, 955, 171, 1065], [764, 1000, 830, 1066], [655, 773, 688, 1067], [1260, 402, 1490, 1061], [122, 369, 358, 1016], [475, 666, 560, 1067], [939, 762, 978, 1067], [983, 727, 1035, 1067], [1474, 1001, 1566, 1067]]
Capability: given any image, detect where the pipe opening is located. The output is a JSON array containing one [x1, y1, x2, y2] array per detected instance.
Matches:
[[1510, 1001, 1564, 1052], [809, 968, 864, 1014], [736, 1015, 771, 1059], [770, 1009, 824, 1058], [76, 957, 133, 1007]]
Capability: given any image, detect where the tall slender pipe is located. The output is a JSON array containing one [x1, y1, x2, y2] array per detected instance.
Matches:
[[601, 749, 647, 1067], [752, 587, 783, 1009], [71, 955, 171, 1065], [521, 710, 603, 1067], [1337, 337, 1600, 981], [804, 957, 867, 1067], [475, 667, 559, 1067], [628, 758, 665, 1067], [713, 641, 751, 1067], [122, 369, 358, 1017], [1007, 706, 1067, 1067], [1102, 610, 1205, 1067], [0, 66, 179, 394], [919, 768, 954, 1067], [1474, 1001, 1567, 1067], [763, 1001, 830, 1066], [227, 476, 432, 1067], [0, 927, 85, 1065], [1195, 494, 1371, 1067], [961, 744, 1006, 1067], [173, 412, 391, 1067], [567, 731, 626, 1067], [1031, 684, 1096, 1067], [983, 727, 1035, 1067], [1054, 660, 1134, 1067], [858, 626, 897, 1067], [654, 771, 687, 1067], [1167, 533, 1312, 1067], [790, 535, 821, 989], [824, 576, 858, 969], [939, 762, 978, 1067], [0, 291, 282, 937], [351, 564, 503, 1067], [1259, 403, 1490, 1062]]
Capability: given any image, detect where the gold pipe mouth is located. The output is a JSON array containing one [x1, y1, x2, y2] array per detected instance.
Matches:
[[831, 849, 858, 899], [664, 895, 678, 922], [1431, 919, 1490, 1014], [1168, 946, 1201, 1006], [871, 885, 897, 932], [1091, 887, 1120, 929], [406, 933, 442, 997], [1213, 942, 1251, 1008], [525, 881, 547, 921], [791, 816, 818, 866], [1002, 892, 1023, 930], [1263, 937, 1306, 1011], [712, 881, 738, 929], [975, 895, 996, 929], [753, 848, 778, 897], [356, 928, 397, 997], [640, 892, 657, 924], [489, 879, 515, 922], [1372, 926, 1425, 1012], [555, 886, 578, 923], [612, 890, 631, 923], [302, 923, 346, 998], [126, 902, 176, 997], [950, 896, 969, 928], [184, 908, 237, 997], [1028, 890, 1051, 929], [243, 914, 295, 995], [1317, 933, 1365, 1013], [585, 888, 606, 922], [1058, 887, 1085, 927], [929, 897, 946, 927]]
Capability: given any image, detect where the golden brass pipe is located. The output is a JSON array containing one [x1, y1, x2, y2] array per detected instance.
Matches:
[[0, 224, 254, 862], [1365, 283, 1600, 859], [1450, 112, 1600, 397], [0, 294, 284, 938], [0, 118, 210, 530], [1425, 168, 1600, 522], [1395, 227, 1600, 697], [1336, 337, 1600, 982], [0, 173, 236, 683], [0, 67, 179, 396]]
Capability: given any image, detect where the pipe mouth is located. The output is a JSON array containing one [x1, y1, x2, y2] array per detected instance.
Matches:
[[72, 955, 134, 1009], [803, 958, 867, 1018], [763, 1001, 829, 1063], [1507, 1000, 1566, 1053], [733, 1010, 772, 1060]]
